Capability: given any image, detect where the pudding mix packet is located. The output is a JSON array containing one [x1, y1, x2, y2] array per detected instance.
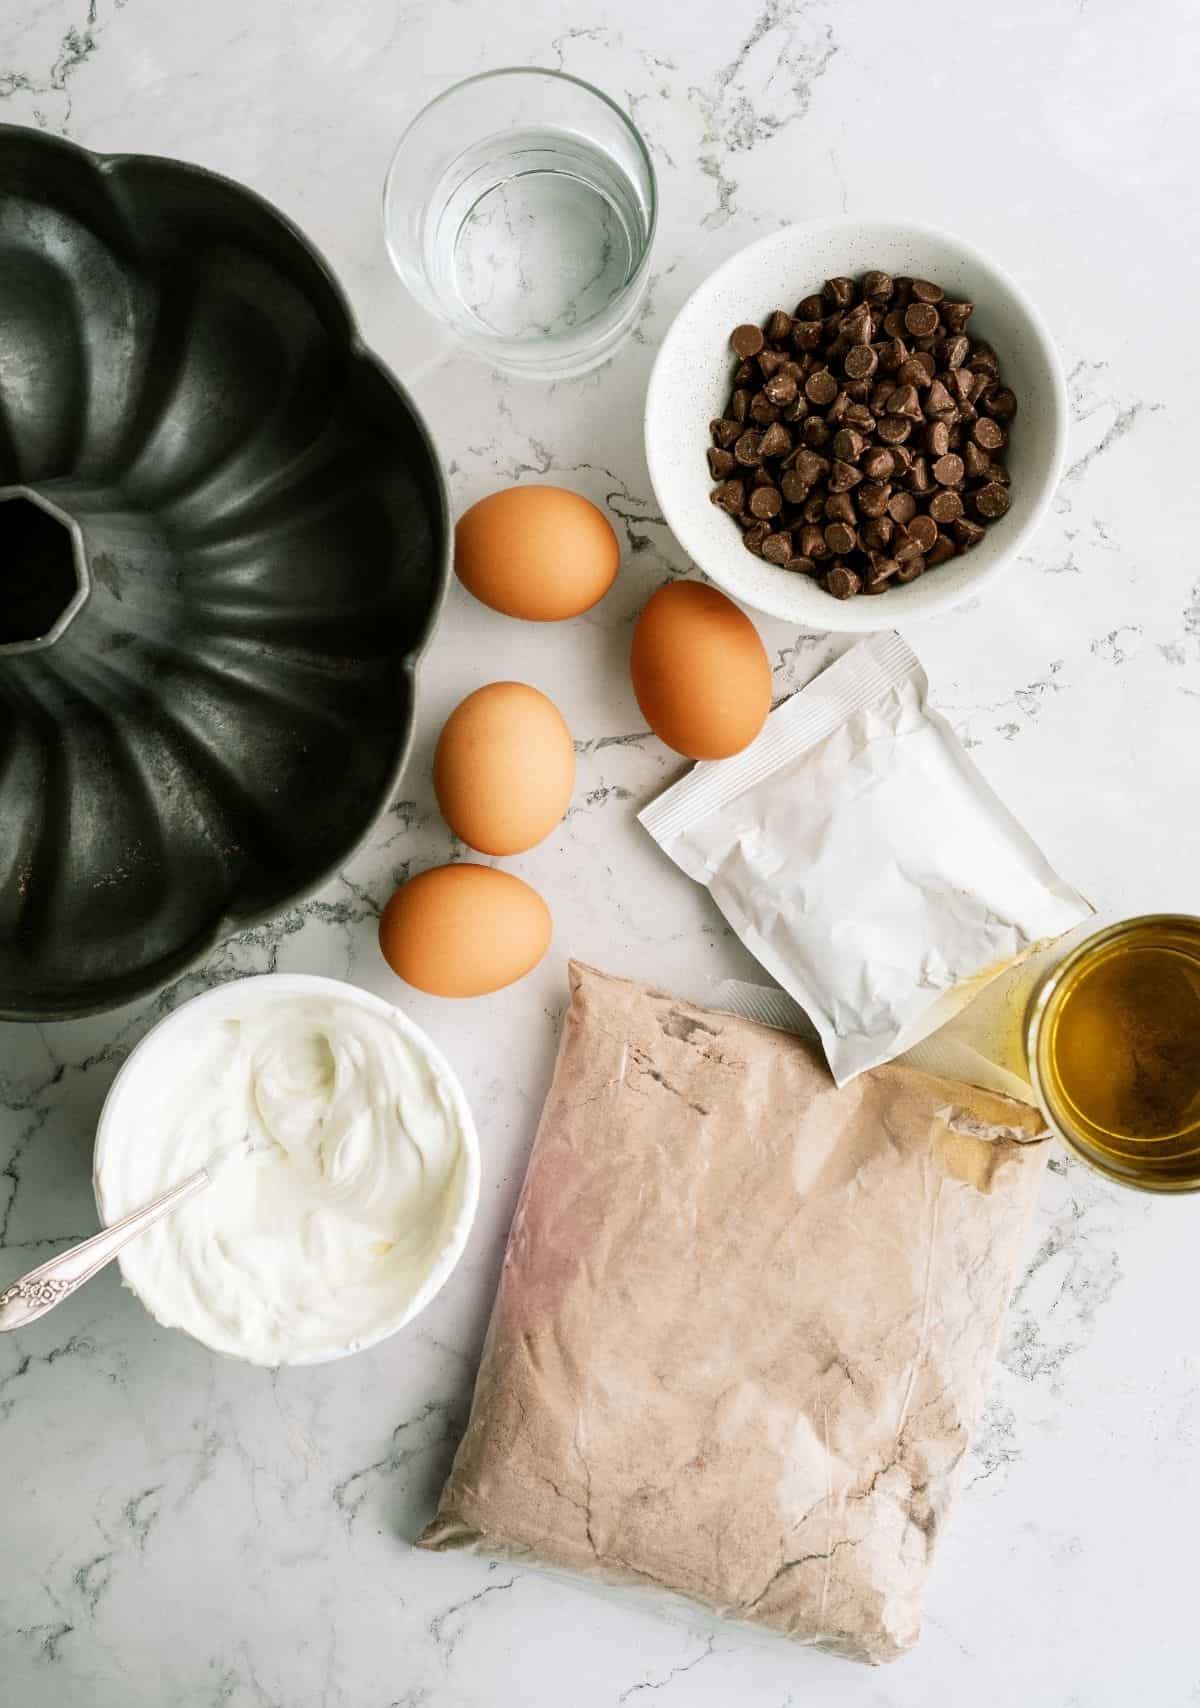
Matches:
[[639, 632, 1091, 1084]]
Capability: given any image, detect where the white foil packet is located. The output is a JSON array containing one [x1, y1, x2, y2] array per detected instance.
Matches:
[[640, 632, 1091, 1085]]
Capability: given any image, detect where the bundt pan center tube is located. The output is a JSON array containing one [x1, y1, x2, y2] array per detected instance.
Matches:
[[0, 125, 451, 1020]]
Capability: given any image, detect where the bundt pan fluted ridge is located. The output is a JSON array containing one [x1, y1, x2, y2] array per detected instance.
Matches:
[[0, 125, 450, 1020]]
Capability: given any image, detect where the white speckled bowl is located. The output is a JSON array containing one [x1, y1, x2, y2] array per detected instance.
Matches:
[[645, 219, 1068, 629]]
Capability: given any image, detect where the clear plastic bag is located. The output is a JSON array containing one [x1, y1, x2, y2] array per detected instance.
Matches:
[[420, 964, 1049, 1665]]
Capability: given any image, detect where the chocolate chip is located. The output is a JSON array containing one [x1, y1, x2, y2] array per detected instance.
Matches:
[[823, 276, 856, 308], [843, 378, 871, 404], [758, 422, 793, 460], [985, 458, 1010, 485], [942, 335, 970, 370], [876, 415, 912, 445], [795, 293, 824, 320], [933, 453, 965, 487], [857, 481, 892, 517], [926, 419, 951, 458], [879, 337, 908, 372], [734, 430, 764, 466], [911, 279, 944, 305], [925, 378, 955, 419], [710, 478, 745, 513], [968, 343, 1000, 377], [953, 517, 986, 549], [792, 319, 825, 351], [843, 402, 876, 433], [782, 395, 810, 423], [824, 564, 862, 599], [897, 353, 936, 389], [841, 302, 872, 345], [940, 301, 974, 333], [748, 485, 783, 519], [824, 491, 858, 525], [766, 309, 793, 343], [804, 369, 838, 405], [760, 530, 793, 564], [731, 388, 752, 423], [974, 481, 1011, 518], [758, 348, 787, 380], [971, 416, 1007, 451], [843, 344, 878, 380], [742, 520, 771, 555], [895, 533, 925, 564], [825, 521, 858, 555], [963, 442, 991, 480], [861, 446, 894, 481], [711, 417, 741, 449], [802, 494, 826, 523], [887, 384, 924, 421], [826, 390, 850, 425], [749, 392, 782, 425], [864, 558, 900, 594], [828, 459, 863, 493], [887, 491, 916, 525], [907, 514, 939, 553], [781, 468, 811, 504], [861, 516, 895, 551], [986, 386, 1018, 419], [925, 536, 957, 568], [889, 444, 914, 477], [832, 428, 868, 463], [786, 556, 818, 576], [893, 556, 925, 583], [928, 489, 964, 524], [750, 466, 774, 488], [908, 454, 933, 495], [904, 302, 940, 337], [708, 447, 736, 480], [799, 524, 828, 559], [792, 449, 828, 485], [761, 372, 796, 408], [731, 324, 765, 358], [883, 309, 907, 339], [862, 270, 894, 302]]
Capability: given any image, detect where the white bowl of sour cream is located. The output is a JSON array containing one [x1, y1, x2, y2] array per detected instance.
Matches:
[[93, 974, 480, 1366]]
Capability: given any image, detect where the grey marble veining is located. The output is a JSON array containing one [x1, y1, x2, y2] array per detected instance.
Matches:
[[2, 1, 1199, 1704]]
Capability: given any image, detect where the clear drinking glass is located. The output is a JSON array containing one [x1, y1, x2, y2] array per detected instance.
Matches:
[[383, 68, 657, 379]]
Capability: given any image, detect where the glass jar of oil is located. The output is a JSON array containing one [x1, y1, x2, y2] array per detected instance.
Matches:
[[1025, 915, 1200, 1191]]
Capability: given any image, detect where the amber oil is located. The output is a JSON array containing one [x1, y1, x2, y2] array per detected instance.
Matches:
[[1025, 916, 1200, 1191]]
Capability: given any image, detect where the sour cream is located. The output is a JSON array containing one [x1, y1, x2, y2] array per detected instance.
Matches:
[[94, 977, 478, 1365]]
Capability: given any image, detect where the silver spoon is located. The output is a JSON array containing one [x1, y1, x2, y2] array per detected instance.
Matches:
[[0, 1170, 210, 1332]]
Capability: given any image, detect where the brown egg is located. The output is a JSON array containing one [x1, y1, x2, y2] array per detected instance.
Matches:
[[631, 581, 772, 760], [455, 485, 619, 621], [378, 864, 551, 998], [434, 682, 574, 856]]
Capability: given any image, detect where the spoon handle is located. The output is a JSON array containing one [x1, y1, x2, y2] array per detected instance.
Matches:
[[0, 1169, 210, 1332]]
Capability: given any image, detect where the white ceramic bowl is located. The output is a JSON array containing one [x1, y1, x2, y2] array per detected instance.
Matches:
[[645, 219, 1068, 629], [93, 973, 480, 1366]]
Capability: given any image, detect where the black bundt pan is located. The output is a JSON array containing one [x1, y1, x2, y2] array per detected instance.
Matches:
[[0, 125, 450, 1020]]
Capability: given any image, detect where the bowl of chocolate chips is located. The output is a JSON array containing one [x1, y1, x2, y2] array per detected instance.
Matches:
[[645, 219, 1067, 628]]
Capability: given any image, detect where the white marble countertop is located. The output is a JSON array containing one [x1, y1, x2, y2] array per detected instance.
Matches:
[[3, 2, 1199, 1703]]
